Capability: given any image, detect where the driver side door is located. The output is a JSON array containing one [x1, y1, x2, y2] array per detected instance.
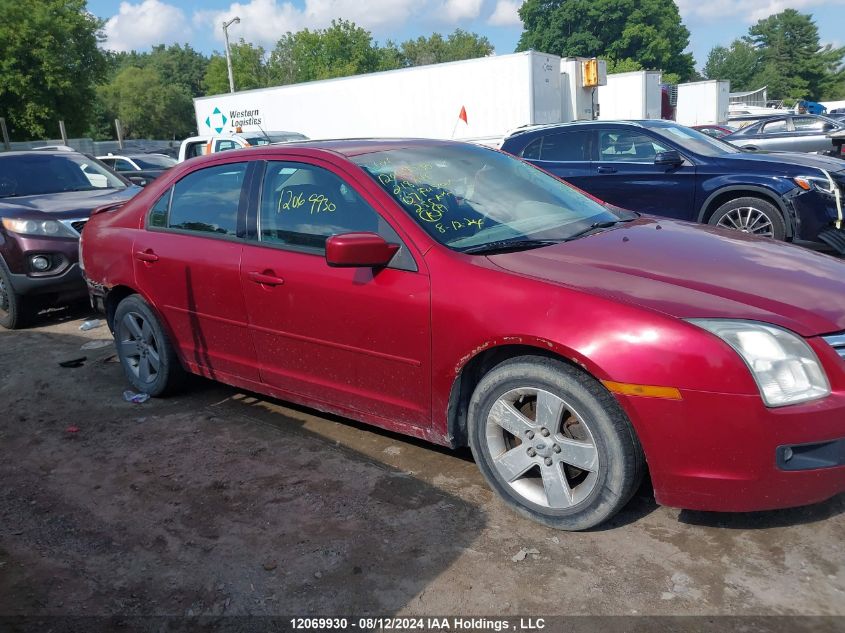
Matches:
[[240, 158, 432, 430], [582, 128, 697, 219]]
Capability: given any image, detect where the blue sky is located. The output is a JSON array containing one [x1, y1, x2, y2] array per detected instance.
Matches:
[[88, 0, 845, 71]]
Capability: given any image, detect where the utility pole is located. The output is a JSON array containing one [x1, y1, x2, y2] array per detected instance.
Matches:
[[223, 16, 241, 93]]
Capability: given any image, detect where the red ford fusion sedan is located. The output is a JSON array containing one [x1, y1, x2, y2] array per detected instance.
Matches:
[[81, 139, 845, 530]]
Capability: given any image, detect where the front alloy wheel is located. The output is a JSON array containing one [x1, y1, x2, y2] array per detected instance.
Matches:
[[468, 357, 645, 531]]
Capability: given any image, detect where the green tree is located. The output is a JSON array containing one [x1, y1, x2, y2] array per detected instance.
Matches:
[[268, 20, 383, 85], [702, 40, 759, 91], [0, 0, 108, 140], [204, 40, 268, 95], [99, 66, 194, 139], [399, 29, 493, 66], [746, 9, 844, 100], [517, 0, 695, 81]]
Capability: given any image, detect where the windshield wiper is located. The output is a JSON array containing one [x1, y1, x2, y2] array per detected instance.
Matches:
[[461, 239, 563, 255], [564, 217, 636, 242]]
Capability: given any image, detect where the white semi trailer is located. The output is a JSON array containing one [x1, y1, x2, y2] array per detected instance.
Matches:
[[675, 80, 730, 126], [194, 52, 569, 148]]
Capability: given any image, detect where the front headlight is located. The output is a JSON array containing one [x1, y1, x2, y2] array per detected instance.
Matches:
[[688, 319, 830, 407], [1, 218, 78, 238], [793, 174, 838, 196]]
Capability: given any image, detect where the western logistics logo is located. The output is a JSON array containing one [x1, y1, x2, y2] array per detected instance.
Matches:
[[204, 107, 228, 133]]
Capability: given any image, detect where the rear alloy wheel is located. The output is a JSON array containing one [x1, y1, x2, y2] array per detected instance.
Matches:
[[468, 357, 645, 531], [114, 294, 184, 396], [708, 196, 786, 240], [0, 259, 30, 330]]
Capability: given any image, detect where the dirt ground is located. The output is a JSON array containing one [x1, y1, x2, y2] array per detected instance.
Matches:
[[1, 305, 844, 622]]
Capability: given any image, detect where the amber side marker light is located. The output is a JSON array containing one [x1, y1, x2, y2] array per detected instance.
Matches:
[[793, 177, 812, 191], [602, 381, 682, 400]]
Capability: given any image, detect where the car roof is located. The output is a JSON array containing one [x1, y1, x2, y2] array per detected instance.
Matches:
[[0, 149, 84, 158], [256, 137, 471, 157]]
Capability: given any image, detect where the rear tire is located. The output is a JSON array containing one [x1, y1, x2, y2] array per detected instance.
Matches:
[[113, 294, 184, 396], [708, 196, 786, 240], [467, 356, 645, 531], [0, 259, 31, 330]]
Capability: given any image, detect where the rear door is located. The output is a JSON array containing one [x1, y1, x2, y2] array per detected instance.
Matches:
[[581, 128, 697, 219], [520, 129, 593, 190], [239, 158, 432, 429], [133, 160, 259, 382]]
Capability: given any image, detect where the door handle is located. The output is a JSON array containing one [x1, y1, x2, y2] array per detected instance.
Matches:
[[248, 271, 285, 287], [135, 250, 159, 263], [597, 166, 617, 174]]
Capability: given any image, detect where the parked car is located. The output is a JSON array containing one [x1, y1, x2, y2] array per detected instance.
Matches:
[[691, 124, 735, 139], [500, 120, 845, 254], [0, 150, 138, 329], [81, 139, 845, 530], [97, 152, 176, 187], [178, 131, 308, 162], [725, 114, 844, 153]]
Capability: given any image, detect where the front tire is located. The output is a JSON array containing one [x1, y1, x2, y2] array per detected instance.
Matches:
[[468, 357, 645, 531], [708, 196, 786, 240], [0, 259, 31, 330], [114, 294, 184, 396]]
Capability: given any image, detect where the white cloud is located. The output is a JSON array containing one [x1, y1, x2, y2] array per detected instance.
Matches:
[[194, 0, 422, 48], [439, 0, 484, 22], [487, 0, 522, 26], [102, 0, 189, 52], [676, 0, 845, 23]]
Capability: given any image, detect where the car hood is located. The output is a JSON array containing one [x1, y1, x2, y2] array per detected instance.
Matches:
[[486, 218, 845, 337], [719, 150, 845, 173], [0, 187, 139, 219]]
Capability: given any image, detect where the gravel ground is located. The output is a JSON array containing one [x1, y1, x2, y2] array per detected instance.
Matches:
[[0, 306, 843, 624]]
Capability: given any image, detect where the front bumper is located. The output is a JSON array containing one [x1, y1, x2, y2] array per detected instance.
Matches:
[[618, 388, 845, 513], [2, 233, 87, 298], [791, 180, 845, 249]]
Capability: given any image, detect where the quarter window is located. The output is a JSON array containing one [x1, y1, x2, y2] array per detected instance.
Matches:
[[166, 163, 246, 236], [259, 162, 393, 252], [148, 188, 171, 228], [598, 131, 668, 162]]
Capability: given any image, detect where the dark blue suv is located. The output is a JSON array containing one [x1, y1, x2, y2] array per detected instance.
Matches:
[[501, 120, 845, 253]]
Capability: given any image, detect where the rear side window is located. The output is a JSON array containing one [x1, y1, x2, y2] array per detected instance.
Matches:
[[165, 163, 247, 236], [215, 140, 239, 152], [185, 142, 205, 159], [521, 138, 542, 160], [539, 131, 591, 161], [762, 119, 787, 134]]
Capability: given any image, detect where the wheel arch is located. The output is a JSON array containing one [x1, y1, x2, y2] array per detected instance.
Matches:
[[445, 341, 610, 449], [104, 286, 184, 367], [696, 185, 795, 238]]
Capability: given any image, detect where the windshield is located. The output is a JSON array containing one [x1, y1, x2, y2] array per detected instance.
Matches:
[[352, 143, 623, 250], [651, 124, 742, 156], [132, 154, 176, 169], [0, 153, 127, 198]]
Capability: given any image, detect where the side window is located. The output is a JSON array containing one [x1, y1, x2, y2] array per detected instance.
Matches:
[[521, 138, 542, 160], [185, 142, 205, 159], [100, 158, 115, 168], [148, 188, 172, 228], [167, 163, 247, 236], [598, 131, 668, 162], [762, 119, 787, 134], [259, 162, 394, 252], [539, 131, 590, 162], [215, 140, 239, 152], [792, 117, 824, 132], [114, 158, 134, 172]]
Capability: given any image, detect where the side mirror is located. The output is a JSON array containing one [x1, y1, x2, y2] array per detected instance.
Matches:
[[127, 175, 149, 187], [654, 150, 683, 166], [325, 232, 400, 268], [823, 123, 835, 132]]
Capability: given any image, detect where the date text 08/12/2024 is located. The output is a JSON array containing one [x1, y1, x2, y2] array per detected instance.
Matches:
[[289, 617, 547, 630]]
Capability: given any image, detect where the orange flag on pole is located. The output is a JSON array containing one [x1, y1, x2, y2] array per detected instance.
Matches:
[[459, 106, 468, 124]]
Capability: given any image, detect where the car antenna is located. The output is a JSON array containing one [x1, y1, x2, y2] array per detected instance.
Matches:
[[256, 122, 272, 143]]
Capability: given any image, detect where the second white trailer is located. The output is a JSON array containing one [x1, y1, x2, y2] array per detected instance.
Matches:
[[194, 52, 563, 147], [596, 71, 662, 120], [675, 80, 730, 126]]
